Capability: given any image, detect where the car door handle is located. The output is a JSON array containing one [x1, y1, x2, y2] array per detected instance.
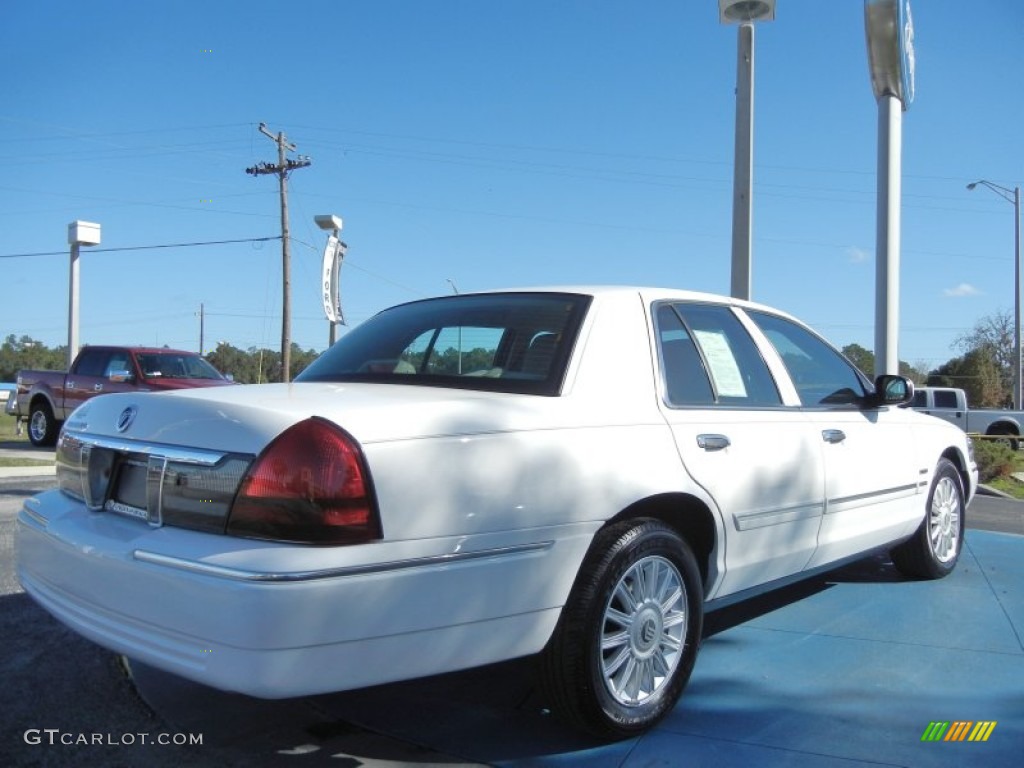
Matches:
[[93, 384, 103, 392], [822, 429, 846, 444], [697, 434, 731, 451]]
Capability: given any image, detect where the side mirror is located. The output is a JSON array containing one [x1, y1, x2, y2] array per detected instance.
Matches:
[[869, 374, 914, 407], [108, 369, 134, 383]]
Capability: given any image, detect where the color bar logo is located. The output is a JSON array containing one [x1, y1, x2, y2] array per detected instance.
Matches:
[[921, 721, 997, 742]]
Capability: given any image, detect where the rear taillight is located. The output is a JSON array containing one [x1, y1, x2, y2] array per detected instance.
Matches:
[[227, 417, 381, 544]]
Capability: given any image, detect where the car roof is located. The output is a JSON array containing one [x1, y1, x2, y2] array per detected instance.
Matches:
[[450, 285, 800, 322], [81, 345, 201, 355]]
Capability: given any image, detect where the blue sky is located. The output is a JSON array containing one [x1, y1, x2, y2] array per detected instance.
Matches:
[[2, 0, 1022, 371]]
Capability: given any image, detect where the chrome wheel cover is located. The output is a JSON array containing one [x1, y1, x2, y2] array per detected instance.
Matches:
[[29, 410, 48, 443], [600, 555, 687, 706], [929, 475, 961, 564]]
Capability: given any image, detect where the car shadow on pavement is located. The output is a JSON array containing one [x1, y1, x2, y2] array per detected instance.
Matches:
[[119, 553, 922, 767], [702, 552, 904, 637], [300, 555, 910, 764]]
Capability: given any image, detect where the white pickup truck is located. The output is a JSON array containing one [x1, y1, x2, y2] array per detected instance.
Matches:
[[910, 386, 1024, 449]]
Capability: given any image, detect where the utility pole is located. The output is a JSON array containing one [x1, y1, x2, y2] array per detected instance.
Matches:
[[246, 123, 311, 382], [198, 303, 205, 355]]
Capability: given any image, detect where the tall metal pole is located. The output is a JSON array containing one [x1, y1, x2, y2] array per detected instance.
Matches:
[[1016, 186, 1022, 410], [67, 243, 80, 369], [66, 221, 100, 368], [730, 22, 755, 301], [874, 94, 902, 376]]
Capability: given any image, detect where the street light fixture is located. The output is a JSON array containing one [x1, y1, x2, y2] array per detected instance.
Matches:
[[968, 179, 1023, 409], [719, 0, 776, 301]]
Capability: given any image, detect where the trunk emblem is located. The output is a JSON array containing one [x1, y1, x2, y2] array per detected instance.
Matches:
[[116, 406, 138, 433]]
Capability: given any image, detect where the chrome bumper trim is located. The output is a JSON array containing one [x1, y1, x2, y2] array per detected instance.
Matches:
[[61, 433, 229, 466], [133, 540, 555, 583]]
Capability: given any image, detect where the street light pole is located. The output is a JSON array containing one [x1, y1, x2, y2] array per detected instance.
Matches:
[[66, 221, 101, 368], [968, 180, 1022, 409], [719, 0, 775, 301], [731, 22, 755, 300]]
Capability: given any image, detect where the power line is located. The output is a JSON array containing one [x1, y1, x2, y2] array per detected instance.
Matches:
[[0, 235, 281, 259]]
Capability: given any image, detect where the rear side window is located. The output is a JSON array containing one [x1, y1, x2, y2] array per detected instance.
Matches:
[[656, 303, 781, 407], [933, 390, 959, 409], [73, 349, 111, 377], [297, 293, 590, 396]]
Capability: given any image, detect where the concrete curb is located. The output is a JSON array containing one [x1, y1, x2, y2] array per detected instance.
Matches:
[[978, 483, 1018, 500], [0, 465, 55, 479]]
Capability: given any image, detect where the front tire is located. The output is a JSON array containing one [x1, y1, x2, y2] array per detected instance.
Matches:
[[28, 401, 59, 447], [539, 520, 703, 738], [890, 458, 965, 579]]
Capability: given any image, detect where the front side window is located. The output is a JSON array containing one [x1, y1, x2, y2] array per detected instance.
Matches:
[[297, 293, 590, 396], [747, 311, 868, 406], [104, 352, 130, 377], [656, 302, 781, 407]]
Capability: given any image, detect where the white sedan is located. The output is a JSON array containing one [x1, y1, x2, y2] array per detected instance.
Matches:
[[17, 287, 977, 737]]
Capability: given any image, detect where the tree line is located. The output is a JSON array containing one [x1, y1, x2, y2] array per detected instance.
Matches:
[[838, 311, 1014, 408], [1, 310, 1018, 406]]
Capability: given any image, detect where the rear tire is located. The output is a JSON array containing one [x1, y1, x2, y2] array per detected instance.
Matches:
[[28, 401, 60, 447], [890, 459, 964, 579], [539, 520, 703, 738]]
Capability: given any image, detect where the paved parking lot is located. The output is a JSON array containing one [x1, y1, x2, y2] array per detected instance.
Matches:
[[2, 462, 1022, 767]]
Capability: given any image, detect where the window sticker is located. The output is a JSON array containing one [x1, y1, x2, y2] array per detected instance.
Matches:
[[693, 329, 747, 398]]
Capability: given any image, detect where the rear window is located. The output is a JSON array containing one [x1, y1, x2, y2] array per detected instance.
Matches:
[[297, 292, 591, 395]]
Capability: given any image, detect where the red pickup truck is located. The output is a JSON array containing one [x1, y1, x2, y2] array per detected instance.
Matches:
[[10, 346, 234, 446]]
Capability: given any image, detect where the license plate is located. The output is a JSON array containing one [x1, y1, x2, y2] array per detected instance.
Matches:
[[105, 459, 149, 521]]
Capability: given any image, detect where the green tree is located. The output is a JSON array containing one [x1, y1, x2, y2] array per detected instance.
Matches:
[[206, 342, 257, 383], [289, 344, 320, 381], [953, 310, 1015, 399], [840, 343, 927, 384], [841, 343, 874, 375], [0, 336, 66, 382], [928, 345, 1006, 407]]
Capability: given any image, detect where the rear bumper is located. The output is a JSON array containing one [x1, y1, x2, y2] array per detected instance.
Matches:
[[17, 490, 595, 697]]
